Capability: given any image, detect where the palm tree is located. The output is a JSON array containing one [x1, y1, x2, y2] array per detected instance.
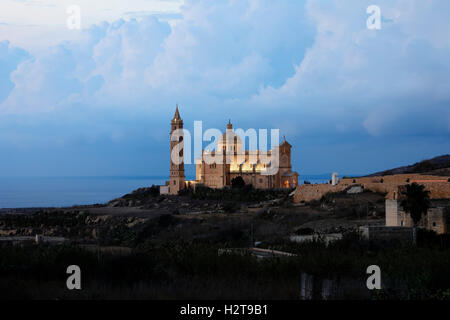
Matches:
[[400, 183, 431, 245]]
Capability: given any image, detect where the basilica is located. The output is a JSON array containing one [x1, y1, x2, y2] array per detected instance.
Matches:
[[169, 106, 299, 195]]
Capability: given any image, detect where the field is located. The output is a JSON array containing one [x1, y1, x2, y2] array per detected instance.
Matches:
[[1, 186, 450, 300]]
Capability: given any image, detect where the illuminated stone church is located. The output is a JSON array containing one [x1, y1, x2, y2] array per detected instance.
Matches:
[[169, 106, 299, 194]]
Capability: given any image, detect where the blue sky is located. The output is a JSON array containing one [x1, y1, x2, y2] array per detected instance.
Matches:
[[0, 0, 449, 178]]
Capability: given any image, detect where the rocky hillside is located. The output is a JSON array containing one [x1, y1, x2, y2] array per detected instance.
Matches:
[[367, 154, 450, 177]]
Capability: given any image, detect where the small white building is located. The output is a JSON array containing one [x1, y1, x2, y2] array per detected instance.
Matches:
[[160, 185, 170, 195], [332, 172, 339, 186]]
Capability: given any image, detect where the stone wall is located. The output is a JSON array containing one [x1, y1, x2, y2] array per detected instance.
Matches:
[[385, 199, 449, 234], [427, 207, 448, 234], [418, 182, 450, 200], [293, 174, 450, 203], [293, 184, 348, 203], [299, 272, 372, 300], [385, 199, 400, 227], [340, 174, 450, 198], [359, 226, 413, 242]]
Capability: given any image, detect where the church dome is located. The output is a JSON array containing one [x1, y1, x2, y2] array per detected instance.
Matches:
[[217, 120, 243, 153]]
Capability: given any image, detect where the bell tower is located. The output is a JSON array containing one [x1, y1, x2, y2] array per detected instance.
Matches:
[[279, 136, 292, 170], [169, 104, 185, 195]]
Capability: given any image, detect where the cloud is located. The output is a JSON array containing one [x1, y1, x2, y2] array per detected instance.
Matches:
[[253, 0, 450, 137], [146, 0, 313, 95], [0, 40, 29, 103], [0, 0, 449, 176], [2, 0, 448, 136], [1, 0, 315, 114]]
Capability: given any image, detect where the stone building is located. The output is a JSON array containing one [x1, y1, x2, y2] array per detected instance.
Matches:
[[168, 106, 299, 194], [291, 169, 450, 234], [385, 185, 450, 234]]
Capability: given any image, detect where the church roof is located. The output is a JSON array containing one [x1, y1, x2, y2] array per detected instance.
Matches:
[[172, 104, 182, 121], [280, 136, 291, 147], [282, 170, 298, 177], [218, 120, 241, 146], [227, 119, 233, 130]]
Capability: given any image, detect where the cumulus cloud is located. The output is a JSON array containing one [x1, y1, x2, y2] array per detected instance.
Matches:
[[0, 41, 29, 103], [1, 0, 314, 114], [0, 0, 449, 138], [254, 0, 450, 136]]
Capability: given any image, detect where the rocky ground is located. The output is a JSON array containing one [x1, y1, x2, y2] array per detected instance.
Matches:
[[0, 186, 386, 249], [8, 188, 449, 300]]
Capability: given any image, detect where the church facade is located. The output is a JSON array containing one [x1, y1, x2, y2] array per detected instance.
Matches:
[[169, 106, 299, 195]]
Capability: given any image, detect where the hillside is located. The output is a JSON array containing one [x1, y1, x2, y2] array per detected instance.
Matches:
[[367, 154, 450, 177]]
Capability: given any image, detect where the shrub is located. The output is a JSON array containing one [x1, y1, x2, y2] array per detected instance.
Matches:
[[231, 176, 246, 189], [295, 227, 314, 235], [158, 214, 177, 228], [223, 202, 239, 213]]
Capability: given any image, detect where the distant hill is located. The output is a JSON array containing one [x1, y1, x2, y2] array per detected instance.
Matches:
[[367, 154, 450, 177]]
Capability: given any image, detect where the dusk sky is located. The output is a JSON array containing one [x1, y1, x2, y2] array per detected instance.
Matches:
[[1, 0, 449, 178]]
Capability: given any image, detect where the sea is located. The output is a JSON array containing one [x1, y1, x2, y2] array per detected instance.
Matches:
[[0, 175, 332, 209]]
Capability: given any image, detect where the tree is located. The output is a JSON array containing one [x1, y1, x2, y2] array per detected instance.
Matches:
[[400, 183, 431, 245], [231, 176, 246, 189]]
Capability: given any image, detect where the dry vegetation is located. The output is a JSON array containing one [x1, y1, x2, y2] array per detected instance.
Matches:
[[2, 186, 450, 300]]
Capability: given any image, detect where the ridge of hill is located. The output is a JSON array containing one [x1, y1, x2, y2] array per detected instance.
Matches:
[[367, 154, 450, 177]]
